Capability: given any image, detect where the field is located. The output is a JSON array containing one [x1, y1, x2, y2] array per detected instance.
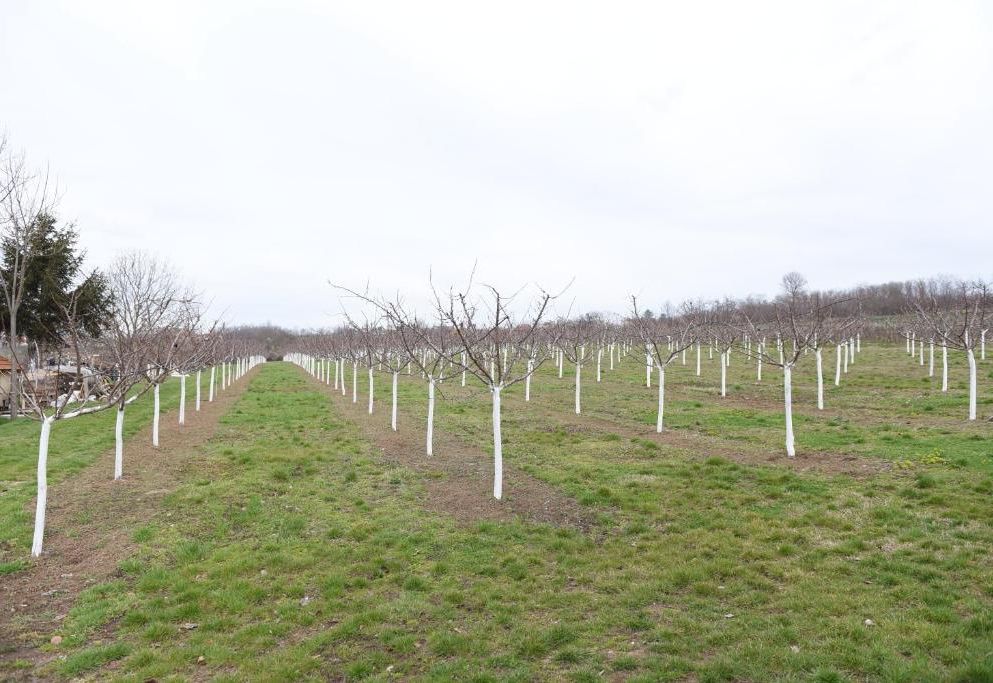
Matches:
[[2, 344, 993, 681]]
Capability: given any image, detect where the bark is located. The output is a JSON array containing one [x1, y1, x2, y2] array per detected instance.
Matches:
[[352, 361, 358, 403], [195, 369, 202, 412], [391, 372, 399, 431], [574, 361, 581, 415], [30, 416, 54, 557], [656, 365, 666, 433], [492, 385, 503, 499], [179, 375, 186, 425], [720, 351, 727, 397], [968, 348, 977, 421], [114, 405, 125, 480], [152, 383, 160, 447], [427, 378, 436, 456], [367, 367, 374, 414], [784, 364, 795, 457], [815, 347, 824, 410], [835, 344, 842, 386], [942, 343, 949, 392], [209, 366, 216, 402], [696, 343, 701, 376]]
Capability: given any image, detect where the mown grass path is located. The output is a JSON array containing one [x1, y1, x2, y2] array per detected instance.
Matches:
[[5, 360, 989, 681]]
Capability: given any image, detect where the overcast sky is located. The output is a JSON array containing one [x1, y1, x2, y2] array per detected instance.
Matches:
[[2, 1, 991, 327]]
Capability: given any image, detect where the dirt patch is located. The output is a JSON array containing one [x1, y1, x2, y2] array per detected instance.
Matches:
[[302, 370, 595, 533], [0, 370, 258, 678]]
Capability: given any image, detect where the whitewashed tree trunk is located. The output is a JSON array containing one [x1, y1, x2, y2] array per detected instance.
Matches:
[[596, 348, 603, 382], [492, 385, 503, 499], [968, 348, 977, 421], [982, 329, 987, 360], [209, 366, 216, 402], [757, 347, 762, 382], [843, 343, 849, 374], [646, 352, 652, 388], [656, 365, 665, 433], [461, 352, 467, 387], [610, 344, 615, 371], [720, 351, 727, 397], [114, 406, 125, 480], [391, 372, 398, 431], [525, 358, 533, 401], [815, 348, 824, 410], [835, 344, 842, 386], [152, 384, 161, 447], [681, 348, 686, 365], [929, 341, 935, 377], [696, 343, 701, 376], [942, 343, 949, 392], [919, 341, 925, 366], [221, 361, 226, 390], [334, 359, 339, 389], [784, 364, 795, 457], [426, 378, 436, 456], [30, 416, 55, 557], [558, 350, 564, 379], [368, 367, 374, 414], [195, 369, 202, 412], [179, 375, 186, 425], [574, 361, 582, 414], [352, 362, 358, 403]]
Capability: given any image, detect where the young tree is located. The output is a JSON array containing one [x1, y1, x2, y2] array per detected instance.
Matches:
[[428, 276, 557, 499], [910, 277, 990, 420], [629, 299, 702, 432], [1, 144, 57, 418], [738, 273, 855, 457]]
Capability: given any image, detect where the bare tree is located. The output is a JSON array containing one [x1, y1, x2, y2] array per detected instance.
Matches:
[[427, 275, 558, 499], [737, 273, 856, 457], [1, 143, 57, 418], [629, 299, 702, 432], [909, 277, 990, 420]]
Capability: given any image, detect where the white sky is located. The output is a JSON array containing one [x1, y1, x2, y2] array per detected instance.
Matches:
[[2, 1, 991, 327]]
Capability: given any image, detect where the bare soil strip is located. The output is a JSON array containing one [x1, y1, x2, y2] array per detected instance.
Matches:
[[0, 370, 258, 676], [303, 370, 595, 532]]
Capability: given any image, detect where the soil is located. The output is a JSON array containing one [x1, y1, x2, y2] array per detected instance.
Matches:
[[0, 370, 258, 679]]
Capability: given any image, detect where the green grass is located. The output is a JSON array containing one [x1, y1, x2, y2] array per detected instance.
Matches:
[[0, 375, 189, 563], [24, 352, 993, 681]]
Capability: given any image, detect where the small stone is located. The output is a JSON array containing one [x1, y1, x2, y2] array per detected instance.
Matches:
[[181, 623, 198, 630], [260, 569, 268, 576], [50, 635, 62, 645], [196, 655, 206, 665], [386, 665, 395, 673], [724, 613, 735, 619], [790, 645, 800, 653], [864, 619, 875, 626], [299, 595, 312, 606]]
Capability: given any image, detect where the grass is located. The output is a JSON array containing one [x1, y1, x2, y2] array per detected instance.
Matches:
[[0, 375, 187, 564], [16, 348, 990, 681]]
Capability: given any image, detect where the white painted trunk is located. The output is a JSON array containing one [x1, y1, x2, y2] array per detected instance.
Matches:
[[152, 384, 160, 447], [757, 349, 762, 382], [368, 368, 374, 414], [815, 348, 824, 410], [195, 370, 201, 412], [352, 362, 358, 403], [391, 372, 398, 431], [942, 343, 949, 392], [656, 366, 665, 433], [597, 348, 603, 382], [696, 343, 701, 376], [575, 361, 581, 415], [31, 417, 54, 557], [525, 358, 533, 401], [492, 386, 503, 499], [179, 375, 186, 425], [835, 344, 842, 386], [968, 348, 977, 421], [334, 359, 339, 389], [114, 406, 125, 480], [646, 353, 651, 388], [427, 379, 435, 456], [209, 366, 216, 402], [843, 343, 849, 374], [720, 352, 727, 397], [919, 341, 924, 366], [929, 341, 935, 377], [784, 364, 795, 457]]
